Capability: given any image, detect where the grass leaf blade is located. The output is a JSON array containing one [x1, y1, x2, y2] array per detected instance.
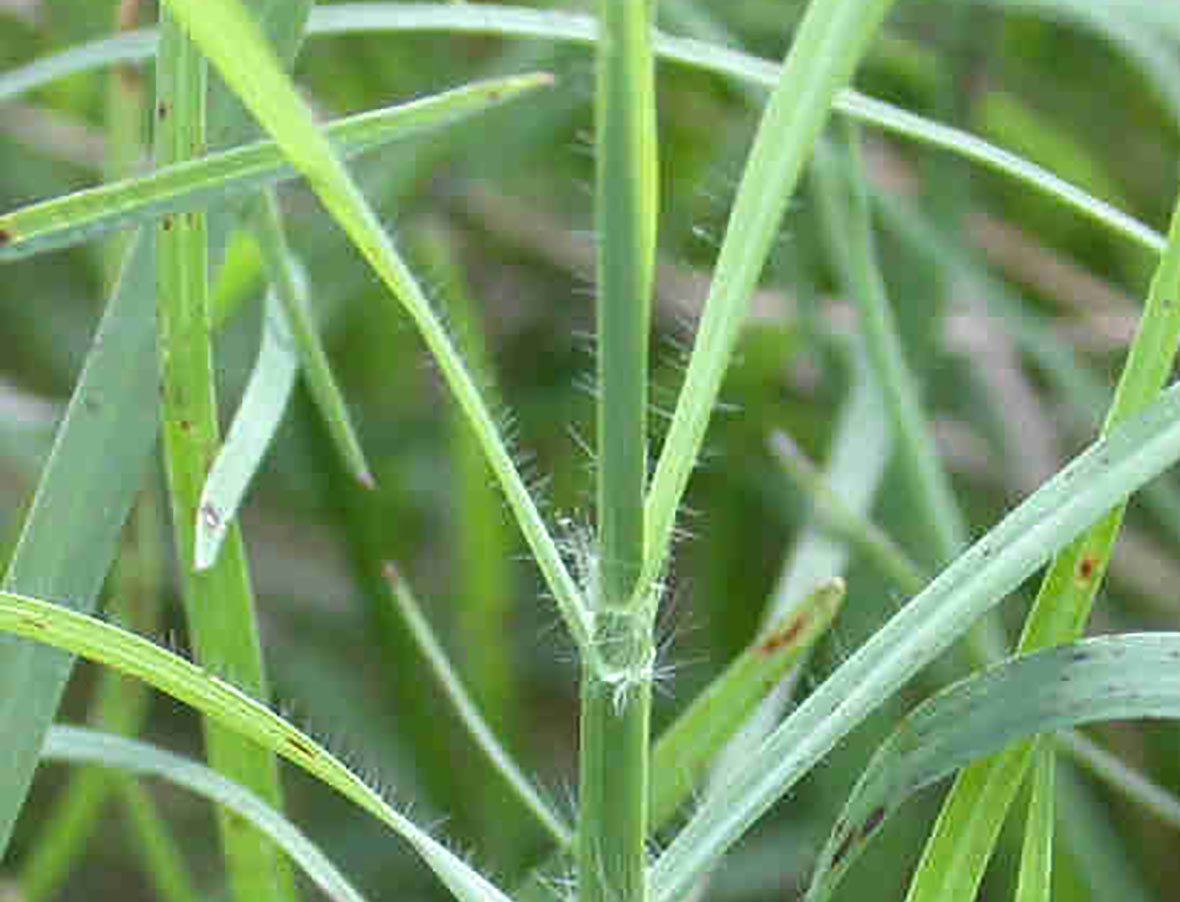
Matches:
[[0, 592, 517, 902], [43, 726, 372, 902], [194, 280, 299, 571], [157, 0, 592, 651], [641, 0, 898, 598], [650, 379, 1180, 902], [650, 578, 845, 828], [0, 75, 553, 263], [0, 7, 1160, 255], [903, 165, 1180, 902], [0, 232, 158, 854], [804, 633, 1180, 901]]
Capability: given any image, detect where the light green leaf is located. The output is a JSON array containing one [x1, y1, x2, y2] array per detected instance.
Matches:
[[158, 0, 592, 653], [253, 193, 373, 489], [0, 591, 516, 902], [194, 276, 300, 571], [42, 726, 371, 902], [650, 578, 845, 829], [0, 232, 158, 854], [650, 379, 1180, 902], [804, 633, 1180, 902], [0, 74, 554, 262], [0, 6, 1160, 254]]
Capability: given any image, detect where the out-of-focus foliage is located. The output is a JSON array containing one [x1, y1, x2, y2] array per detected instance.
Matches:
[[2, 1, 1180, 900]]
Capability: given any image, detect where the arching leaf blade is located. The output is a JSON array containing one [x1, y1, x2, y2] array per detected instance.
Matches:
[[0, 73, 554, 262], [806, 633, 1180, 902], [0, 591, 517, 902]]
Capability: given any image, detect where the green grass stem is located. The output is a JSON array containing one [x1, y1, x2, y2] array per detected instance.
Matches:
[[158, 0, 592, 653], [579, 2, 659, 901], [517, 579, 846, 902], [154, 12, 295, 900]]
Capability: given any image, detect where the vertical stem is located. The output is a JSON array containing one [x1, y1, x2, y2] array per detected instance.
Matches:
[[579, 0, 657, 900], [578, 677, 652, 902], [595, 4, 656, 598], [154, 12, 295, 902], [103, 0, 145, 287]]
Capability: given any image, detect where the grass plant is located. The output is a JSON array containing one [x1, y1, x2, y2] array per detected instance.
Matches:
[[3, 2, 1180, 902]]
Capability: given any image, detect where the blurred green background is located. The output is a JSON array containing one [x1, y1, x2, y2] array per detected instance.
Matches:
[[2, 0, 1180, 899]]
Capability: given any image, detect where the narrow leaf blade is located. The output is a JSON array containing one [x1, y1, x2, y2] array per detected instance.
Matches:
[[0, 591, 517, 902], [651, 380, 1180, 902], [805, 634, 1180, 902]]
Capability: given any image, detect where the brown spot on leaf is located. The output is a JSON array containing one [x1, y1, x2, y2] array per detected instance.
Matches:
[[20, 615, 49, 632], [861, 805, 886, 838], [759, 613, 809, 655], [0, 227, 11, 246], [286, 735, 318, 758], [832, 831, 855, 868]]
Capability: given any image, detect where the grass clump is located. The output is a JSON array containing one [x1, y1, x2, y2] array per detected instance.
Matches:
[[2, 2, 1180, 902]]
